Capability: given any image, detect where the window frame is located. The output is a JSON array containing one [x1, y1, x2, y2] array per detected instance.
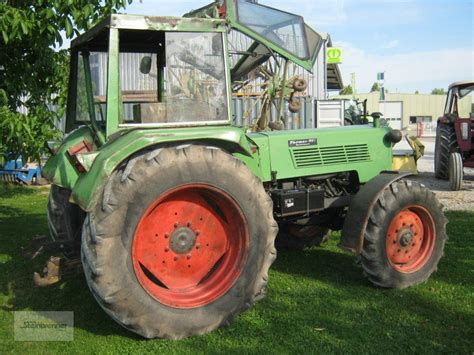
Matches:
[[114, 29, 232, 130]]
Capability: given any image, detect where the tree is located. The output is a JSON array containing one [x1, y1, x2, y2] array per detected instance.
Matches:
[[0, 0, 132, 163], [339, 85, 354, 95], [431, 88, 446, 95], [415, 90, 419, 94], [0, 89, 60, 164], [370, 82, 380, 92]]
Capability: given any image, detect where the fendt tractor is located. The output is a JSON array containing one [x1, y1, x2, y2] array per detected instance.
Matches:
[[434, 81, 474, 191], [37, 0, 447, 339]]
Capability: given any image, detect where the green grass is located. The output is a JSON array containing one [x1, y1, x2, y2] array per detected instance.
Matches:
[[0, 185, 473, 353]]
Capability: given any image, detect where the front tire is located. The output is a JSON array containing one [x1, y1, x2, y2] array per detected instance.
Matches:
[[360, 180, 447, 289], [434, 124, 457, 179], [81, 145, 278, 339], [449, 152, 463, 191]]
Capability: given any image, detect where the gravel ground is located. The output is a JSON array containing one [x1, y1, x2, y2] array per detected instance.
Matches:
[[395, 137, 474, 211]]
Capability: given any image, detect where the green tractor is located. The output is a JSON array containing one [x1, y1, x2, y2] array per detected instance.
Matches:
[[39, 0, 447, 339]]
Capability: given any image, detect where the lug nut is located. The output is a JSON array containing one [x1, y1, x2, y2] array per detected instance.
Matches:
[[187, 254, 192, 260], [174, 223, 179, 228], [187, 222, 192, 228]]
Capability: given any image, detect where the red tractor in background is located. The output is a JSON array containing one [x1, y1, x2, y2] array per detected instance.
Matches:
[[435, 81, 474, 190]]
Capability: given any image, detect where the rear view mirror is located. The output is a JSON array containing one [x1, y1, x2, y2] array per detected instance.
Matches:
[[140, 56, 152, 74]]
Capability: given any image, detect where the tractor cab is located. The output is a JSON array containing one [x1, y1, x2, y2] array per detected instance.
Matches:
[[444, 81, 474, 120], [65, 0, 325, 144], [67, 15, 231, 142]]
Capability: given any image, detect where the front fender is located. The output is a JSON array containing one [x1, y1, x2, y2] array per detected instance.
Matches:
[[340, 171, 413, 254], [70, 126, 259, 211]]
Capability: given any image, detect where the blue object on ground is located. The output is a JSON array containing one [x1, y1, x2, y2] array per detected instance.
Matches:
[[0, 157, 42, 184]]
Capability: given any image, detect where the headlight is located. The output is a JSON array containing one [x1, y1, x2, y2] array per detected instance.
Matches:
[[461, 122, 469, 140]]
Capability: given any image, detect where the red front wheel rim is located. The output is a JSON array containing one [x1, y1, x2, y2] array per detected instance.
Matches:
[[386, 205, 436, 273], [132, 184, 249, 309]]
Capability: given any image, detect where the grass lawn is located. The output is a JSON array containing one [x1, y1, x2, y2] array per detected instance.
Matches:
[[0, 185, 473, 353]]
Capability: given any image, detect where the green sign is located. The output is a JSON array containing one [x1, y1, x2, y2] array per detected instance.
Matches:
[[326, 47, 342, 64]]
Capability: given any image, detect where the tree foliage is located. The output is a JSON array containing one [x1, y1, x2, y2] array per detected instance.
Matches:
[[431, 88, 446, 95], [0, 0, 132, 164], [370, 82, 380, 92], [339, 85, 354, 95], [0, 89, 60, 165]]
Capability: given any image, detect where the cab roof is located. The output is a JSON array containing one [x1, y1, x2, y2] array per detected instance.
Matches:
[[71, 14, 226, 49]]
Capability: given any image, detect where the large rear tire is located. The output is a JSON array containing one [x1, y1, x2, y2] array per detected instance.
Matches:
[[360, 180, 447, 289], [47, 185, 85, 258], [449, 152, 463, 191], [434, 124, 457, 179], [81, 145, 278, 339]]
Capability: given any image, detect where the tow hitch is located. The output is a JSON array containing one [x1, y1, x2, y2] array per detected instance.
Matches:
[[24, 235, 82, 287]]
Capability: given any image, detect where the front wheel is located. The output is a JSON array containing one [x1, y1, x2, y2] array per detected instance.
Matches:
[[449, 152, 463, 191], [81, 145, 278, 339], [434, 124, 457, 179], [360, 180, 447, 289]]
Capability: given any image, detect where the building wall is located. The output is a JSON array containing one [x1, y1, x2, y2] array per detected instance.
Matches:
[[336, 92, 472, 128]]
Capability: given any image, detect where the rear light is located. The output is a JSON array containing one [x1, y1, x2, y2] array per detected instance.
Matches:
[[67, 140, 93, 172], [461, 122, 469, 140]]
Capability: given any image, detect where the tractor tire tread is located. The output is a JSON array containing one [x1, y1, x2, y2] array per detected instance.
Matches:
[[81, 144, 278, 339], [360, 180, 447, 289], [435, 124, 458, 179]]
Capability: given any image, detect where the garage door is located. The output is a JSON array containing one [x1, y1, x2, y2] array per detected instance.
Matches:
[[379, 101, 403, 129]]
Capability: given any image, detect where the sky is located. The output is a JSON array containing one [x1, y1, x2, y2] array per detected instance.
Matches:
[[119, 0, 473, 94]]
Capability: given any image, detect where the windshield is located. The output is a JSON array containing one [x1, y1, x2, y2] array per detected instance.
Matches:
[[445, 85, 473, 117], [165, 32, 227, 123], [119, 31, 229, 125], [235, 0, 312, 59], [459, 85, 474, 98]]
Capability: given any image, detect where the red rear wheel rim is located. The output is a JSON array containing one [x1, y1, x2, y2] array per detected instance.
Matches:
[[386, 205, 436, 273], [132, 184, 249, 309]]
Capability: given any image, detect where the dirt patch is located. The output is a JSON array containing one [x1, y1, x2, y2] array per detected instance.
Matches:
[[412, 171, 474, 211], [400, 137, 474, 211]]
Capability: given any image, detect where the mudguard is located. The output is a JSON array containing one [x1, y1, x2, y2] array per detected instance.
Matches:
[[69, 127, 260, 211], [340, 171, 413, 254]]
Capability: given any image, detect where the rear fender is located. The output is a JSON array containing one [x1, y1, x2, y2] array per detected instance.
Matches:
[[340, 171, 413, 254], [70, 128, 261, 211], [42, 126, 97, 189]]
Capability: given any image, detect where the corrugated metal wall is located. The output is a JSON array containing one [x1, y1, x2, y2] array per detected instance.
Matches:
[[232, 96, 316, 129]]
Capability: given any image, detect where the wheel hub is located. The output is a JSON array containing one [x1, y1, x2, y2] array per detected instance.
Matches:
[[131, 184, 250, 308], [397, 228, 414, 248], [385, 206, 436, 273], [170, 226, 196, 254]]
